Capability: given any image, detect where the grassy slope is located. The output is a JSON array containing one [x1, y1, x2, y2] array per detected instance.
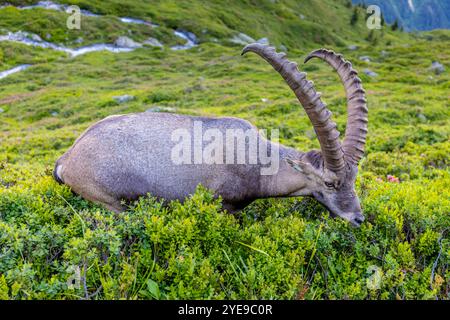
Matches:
[[0, 0, 449, 299], [2, 0, 410, 48]]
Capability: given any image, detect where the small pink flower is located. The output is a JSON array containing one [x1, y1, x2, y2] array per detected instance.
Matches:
[[376, 177, 383, 183], [387, 175, 399, 183]]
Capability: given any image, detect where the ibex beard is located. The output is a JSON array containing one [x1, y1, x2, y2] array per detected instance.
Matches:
[[53, 44, 368, 227]]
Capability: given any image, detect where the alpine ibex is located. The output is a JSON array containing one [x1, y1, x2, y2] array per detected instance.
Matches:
[[54, 44, 368, 226]]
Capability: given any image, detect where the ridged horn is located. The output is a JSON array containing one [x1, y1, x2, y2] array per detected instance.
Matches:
[[305, 49, 368, 165], [242, 43, 345, 173]]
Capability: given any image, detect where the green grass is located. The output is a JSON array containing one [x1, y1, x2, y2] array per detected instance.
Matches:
[[0, 0, 449, 300]]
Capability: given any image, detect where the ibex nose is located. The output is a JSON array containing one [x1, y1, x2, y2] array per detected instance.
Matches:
[[351, 214, 365, 227]]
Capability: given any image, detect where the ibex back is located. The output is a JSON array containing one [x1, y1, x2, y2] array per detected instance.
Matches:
[[54, 44, 368, 226]]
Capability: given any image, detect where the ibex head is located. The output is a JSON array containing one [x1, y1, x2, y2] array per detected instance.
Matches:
[[242, 45, 368, 226]]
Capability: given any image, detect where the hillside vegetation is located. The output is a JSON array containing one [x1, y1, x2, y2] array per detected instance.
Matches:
[[0, 0, 449, 299]]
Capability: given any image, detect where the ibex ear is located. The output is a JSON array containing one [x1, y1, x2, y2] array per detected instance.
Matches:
[[285, 158, 320, 177]]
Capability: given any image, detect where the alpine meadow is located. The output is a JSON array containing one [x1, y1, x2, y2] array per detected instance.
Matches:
[[0, 0, 449, 300]]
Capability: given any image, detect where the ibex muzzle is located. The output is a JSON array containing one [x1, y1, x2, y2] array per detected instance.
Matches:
[[54, 44, 368, 226]]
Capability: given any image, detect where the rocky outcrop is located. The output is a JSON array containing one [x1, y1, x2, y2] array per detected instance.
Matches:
[[144, 38, 163, 48], [114, 36, 142, 48], [229, 33, 256, 45], [363, 69, 378, 77], [113, 95, 135, 104], [429, 61, 445, 75]]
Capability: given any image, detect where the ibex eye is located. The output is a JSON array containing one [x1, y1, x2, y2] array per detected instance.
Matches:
[[325, 182, 335, 189]]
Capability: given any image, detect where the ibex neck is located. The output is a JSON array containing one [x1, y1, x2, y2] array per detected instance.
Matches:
[[258, 145, 309, 198]]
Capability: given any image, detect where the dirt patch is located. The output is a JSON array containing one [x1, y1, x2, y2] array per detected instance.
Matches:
[[0, 90, 44, 105]]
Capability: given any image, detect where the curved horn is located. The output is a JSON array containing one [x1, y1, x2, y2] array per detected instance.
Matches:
[[304, 49, 368, 165], [242, 43, 345, 173]]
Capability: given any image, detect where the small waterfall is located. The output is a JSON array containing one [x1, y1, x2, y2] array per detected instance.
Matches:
[[171, 30, 198, 50], [0, 31, 135, 57]]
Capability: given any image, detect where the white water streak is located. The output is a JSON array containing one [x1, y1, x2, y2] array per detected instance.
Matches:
[[0, 64, 31, 80], [0, 31, 134, 57], [171, 31, 198, 50]]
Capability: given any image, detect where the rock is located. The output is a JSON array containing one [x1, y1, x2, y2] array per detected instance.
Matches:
[[146, 106, 176, 113], [348, 45, 358, 51], [256, 37, 269, 45], [0, 108, 4, 113], [51, 111, 58, 117], [363, 69, 378, 77], [6, 31, 42, 42], [299, 14, 305, 20], [114, 36, 142, 48], [279, 44, 288, 52], [430, 61, 445, 75], [229, 32, 255, 45], [144, 37, 163, 47], [380, 50, 388, 57], [75, 37, 84, 44], [261, 98, 269, 103], [45, 33, 52, 40], [359, 56, 371, 62], [31, 33, 42, 41], [417, 113, 427, 122], [113, 95, 135, 104]]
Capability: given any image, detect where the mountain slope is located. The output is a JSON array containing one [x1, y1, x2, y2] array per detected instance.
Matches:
[[0, 0, 449, 300], [2, 0, 407, 49]]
